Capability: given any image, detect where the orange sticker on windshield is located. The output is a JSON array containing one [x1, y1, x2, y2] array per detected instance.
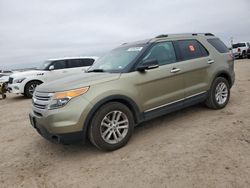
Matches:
[[189, 45, 195, 52]]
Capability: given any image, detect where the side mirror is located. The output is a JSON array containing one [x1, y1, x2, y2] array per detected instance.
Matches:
[[136, 59, 159, 72], [48, 65, 54, 71]]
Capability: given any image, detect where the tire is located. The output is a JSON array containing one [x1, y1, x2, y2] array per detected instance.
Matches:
[[242, 51, 246, 59], [248, 55, 250, 59], [205, 77, 230, 109], [24, 81, 42, 98], [88, 102, 134, 151]]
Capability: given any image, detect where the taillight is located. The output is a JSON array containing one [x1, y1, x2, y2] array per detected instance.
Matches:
[[238, 48, 241, 52]]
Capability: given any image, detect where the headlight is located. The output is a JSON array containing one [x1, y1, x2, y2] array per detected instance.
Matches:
[[48, 87, 89, 110], [13, 78, 26, 84]]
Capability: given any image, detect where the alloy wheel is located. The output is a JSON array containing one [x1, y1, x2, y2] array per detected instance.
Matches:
[[215, 82, 228, 105], [100, 110, 129, 144]]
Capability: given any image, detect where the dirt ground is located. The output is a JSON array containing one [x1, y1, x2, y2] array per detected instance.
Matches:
[[0, 59, 250, 188]]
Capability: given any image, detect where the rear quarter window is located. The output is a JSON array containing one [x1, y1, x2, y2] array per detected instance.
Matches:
[[68, 59, 95, 68], [207, 38, 229, 53], [176, 40, 209, 61], [82, 58, 95, 66]]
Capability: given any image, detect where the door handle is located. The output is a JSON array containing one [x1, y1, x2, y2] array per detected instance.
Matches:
[[170, 68, 181, 73], [207, 59, 215, 64]]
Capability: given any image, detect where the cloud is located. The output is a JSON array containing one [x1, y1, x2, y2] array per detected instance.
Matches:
[[0, 0, 250, 69]]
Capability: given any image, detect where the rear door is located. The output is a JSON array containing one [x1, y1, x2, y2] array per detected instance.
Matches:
[[67, 58, 95, 74], [174, 39, 211, 98]]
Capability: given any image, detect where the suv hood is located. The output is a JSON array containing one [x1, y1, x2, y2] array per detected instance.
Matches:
[[10, 70, 46, 78], [36, 73, 121, 92]]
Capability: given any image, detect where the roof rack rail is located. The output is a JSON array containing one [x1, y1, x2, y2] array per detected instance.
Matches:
[[204, 33, 214, 36], [155, 34, 168, 38], [155, 33, 215, 38], [192, 33, 215, 36]]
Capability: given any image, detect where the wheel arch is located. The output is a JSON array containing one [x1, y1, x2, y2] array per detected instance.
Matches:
[[82, 95, 143, 139], [213, 71, 233, 88], [24, 79, 43, 89], [24, 79, 43, 96]]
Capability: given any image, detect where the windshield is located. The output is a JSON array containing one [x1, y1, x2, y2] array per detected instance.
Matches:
[[88, 45, 146, 73], [36, 61, 52, 70]]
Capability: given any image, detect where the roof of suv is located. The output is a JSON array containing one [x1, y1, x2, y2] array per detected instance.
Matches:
[[122, 33, 216, 47], [48, 56, 98, 61]]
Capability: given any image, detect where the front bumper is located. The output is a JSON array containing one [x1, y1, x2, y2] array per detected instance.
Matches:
[[29, 113, 84, 144], [29, 94, 93, 144], [8, 83, 24, 94]]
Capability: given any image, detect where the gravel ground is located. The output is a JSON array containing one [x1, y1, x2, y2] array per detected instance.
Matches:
[[0, 59, 250, 188]]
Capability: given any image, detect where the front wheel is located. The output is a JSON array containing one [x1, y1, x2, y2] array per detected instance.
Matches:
[[24, 81, 42, 98], [205, 77, 230, 109], [88, 102, 134, 151]]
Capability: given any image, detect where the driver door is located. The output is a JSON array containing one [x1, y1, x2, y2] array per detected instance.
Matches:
[[133, 41, 185, 118]]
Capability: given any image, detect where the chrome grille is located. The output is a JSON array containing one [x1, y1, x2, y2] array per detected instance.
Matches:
[[32, 92, 53, 110]]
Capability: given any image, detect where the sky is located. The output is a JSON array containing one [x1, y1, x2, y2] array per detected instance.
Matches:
[[0, 0, 250, 69]]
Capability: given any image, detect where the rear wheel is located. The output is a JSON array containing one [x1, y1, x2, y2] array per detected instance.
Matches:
[[242, 51, 246, 59], [24, 81, 42, 98], [88, 102, 134, 151], [205, 77, 230, 109]]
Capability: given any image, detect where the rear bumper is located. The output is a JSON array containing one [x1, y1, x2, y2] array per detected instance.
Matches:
[[233, 52, 240, 58], [29, 113, 84, 144]]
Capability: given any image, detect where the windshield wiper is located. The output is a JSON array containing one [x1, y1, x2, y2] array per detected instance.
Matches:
[[87, 69, 105, 73]]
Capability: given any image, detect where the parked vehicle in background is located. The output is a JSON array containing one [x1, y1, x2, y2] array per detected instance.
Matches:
[[247, 48, 250, 59], [0, 70, 16, 83], [0, 82, 7, 99], [29, 33, 235, 151], [232, 42, 250, 59], [8, 57, 97, 98], [0, 70, 13, 76]]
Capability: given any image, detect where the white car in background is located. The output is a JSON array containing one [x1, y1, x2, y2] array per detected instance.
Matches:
[[232, 42, 250, 59], [8, 57, 97, 98]]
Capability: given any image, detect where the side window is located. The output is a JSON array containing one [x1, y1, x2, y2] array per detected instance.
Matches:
[[68, 59, 95, 68], [247, 43, 250, 48], [143, 41, 176, 66], [68, 59, 81, 68], [177, 40, 208, 61], [80, 58, 95, 66], [207, 38, 229, 53], [53, 60, 67, 70]]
